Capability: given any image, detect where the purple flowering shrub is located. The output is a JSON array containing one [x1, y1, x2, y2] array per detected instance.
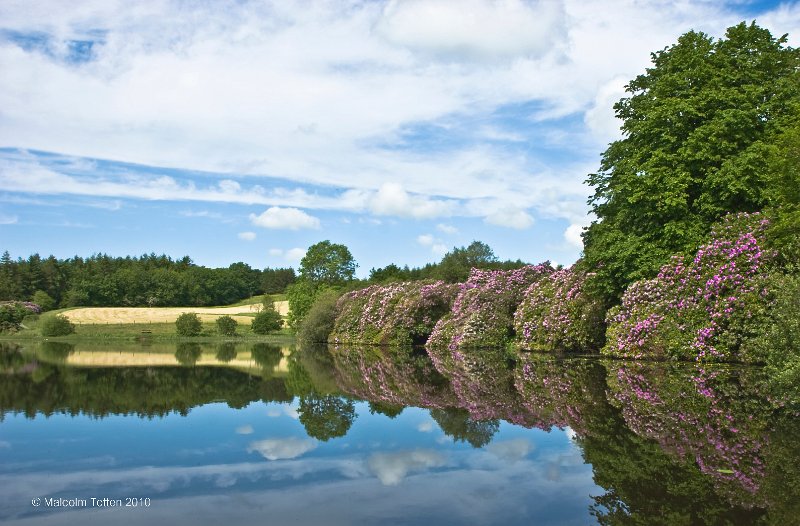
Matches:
[[330, 345, 458, 409], [513, 354, 608, 435], [604, 213, 775, 362], [514, 266, 606, 352], [426, 345, 533, 425], [0, 301, 41, 331], [427, 264, 553, 351], [329, 280, 459, 346], [607, 362, 774, 507]]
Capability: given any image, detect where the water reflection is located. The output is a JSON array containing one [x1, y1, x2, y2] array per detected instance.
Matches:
[[0, 341, 798, 525]]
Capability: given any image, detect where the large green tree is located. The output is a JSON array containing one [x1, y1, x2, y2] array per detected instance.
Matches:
[[583, 22, 800, 301], [298, 241, 357, 286]]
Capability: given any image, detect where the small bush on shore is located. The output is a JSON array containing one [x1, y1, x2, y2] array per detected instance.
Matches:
[[252, 304, 283, 334], [216, 315, 238, 336], [40, 314, 76, 337], [175, 312, 202, 336]]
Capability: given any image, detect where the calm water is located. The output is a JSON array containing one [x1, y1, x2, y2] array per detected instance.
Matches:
[[1, 341, 798, 525]]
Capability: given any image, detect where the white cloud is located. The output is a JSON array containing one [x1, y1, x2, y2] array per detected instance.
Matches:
[[417, 234, 434, 246], [0, 0, 793, 232], [564, 223, 585, 249], [486, 439, 533, 462], [417, 233, 449, 256], [416, 421, 434, 433], [235, 425, 254, 435], [267, 247, 306, 263], [369, 183, 455, 219], [0, 214, 18, 225], [436, 223, 458, 235], [247, 437, 318, 461], [237, 231, 256, 241], [249, 207, 320, 230], [367, 449, 446, 486], [484, 208, 534, 229], [284, 248, 306, 263], [431, 243, 448, 256], [376, 0, 566, 62]]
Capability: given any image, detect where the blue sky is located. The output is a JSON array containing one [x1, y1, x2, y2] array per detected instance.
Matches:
[[1, 0, 798, 276]]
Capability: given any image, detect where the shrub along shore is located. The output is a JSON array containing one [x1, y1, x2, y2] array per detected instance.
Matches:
[[325, 211, 798, 369]]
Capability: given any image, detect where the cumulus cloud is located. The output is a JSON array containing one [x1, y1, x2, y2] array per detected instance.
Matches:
[[376, 0, 566, 62], [417, 234, 435, 246], [484, 208, 534, 229], [0, 0, 792, 233], [486, 439, 533, 462], [237, 231, 256, 241], [416, 421, 434, 433], [417, 233, 448, 256], [564, 223, 585, 249], [436, 223, 458, 235], [367, 449, 446, 486], [235, 425, 254, 435], [249, 207, 320, 230], [284, 248, 306, 262], [369, 183, 455, 219], [247, 437, 318, 461]]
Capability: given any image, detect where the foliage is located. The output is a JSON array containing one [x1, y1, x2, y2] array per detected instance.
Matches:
[[606, 362, 775, 507], [0, 354, 282, 418], [215, 342, 237, 362], [299, 240, 357, 286], [0, 251, 289, 308], [0, 301, 40, 331], [428, 264, 553, 350], [39, 313, 76, 337], [251, 303, 283, 334], [436, 241, 498, 283], [251, 343, 283, 372], [330, 280, 459, 346], [285, 280, 321, 329], [331, 345, 457, 410], [429, 408, 499, 448], [297, 289, 341, 342], [758, 274, 800, 401], [583, 22, 800, 302], [216, 315, 238, 336], [514, 266, 606, 352], [604, 213, 776, 362], [31, 290, 55, 312], [175, 312, 202, 337], [260, 267, 296, 294], [175, 342, 202, 366], [297, 395, 357, 441]]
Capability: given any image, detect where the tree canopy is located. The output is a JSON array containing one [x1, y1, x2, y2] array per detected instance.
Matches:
[[299, 241, 357, 286], [583, 22, 800, 301]]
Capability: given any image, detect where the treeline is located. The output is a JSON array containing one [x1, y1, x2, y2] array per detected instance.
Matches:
[[0, 251, 296, 309], [368, 241, 531, 284]]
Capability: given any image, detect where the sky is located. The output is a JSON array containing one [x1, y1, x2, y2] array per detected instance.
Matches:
[[1, 0, 799, 276]]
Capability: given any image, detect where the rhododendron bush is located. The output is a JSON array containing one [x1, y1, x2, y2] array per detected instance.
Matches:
[[514, 267, 605, 352], [427, 264, 553, 351], [604, 213, 776, 362], [329, 280, 459, 346], [607, 362, 777, 507], [330, 345, 458, 409]]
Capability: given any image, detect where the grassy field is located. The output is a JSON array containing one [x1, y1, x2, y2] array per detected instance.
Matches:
[[2, 296, 293, 342], [61, 300, 289, 325]]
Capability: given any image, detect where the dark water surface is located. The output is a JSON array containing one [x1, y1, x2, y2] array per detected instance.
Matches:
[[1, 341, 798, 525]]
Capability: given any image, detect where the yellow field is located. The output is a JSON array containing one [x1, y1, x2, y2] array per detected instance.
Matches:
[[63, 301, 289, 325]]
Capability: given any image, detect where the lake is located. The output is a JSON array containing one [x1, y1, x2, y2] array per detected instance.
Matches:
[[1, 341, 797, 525]]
